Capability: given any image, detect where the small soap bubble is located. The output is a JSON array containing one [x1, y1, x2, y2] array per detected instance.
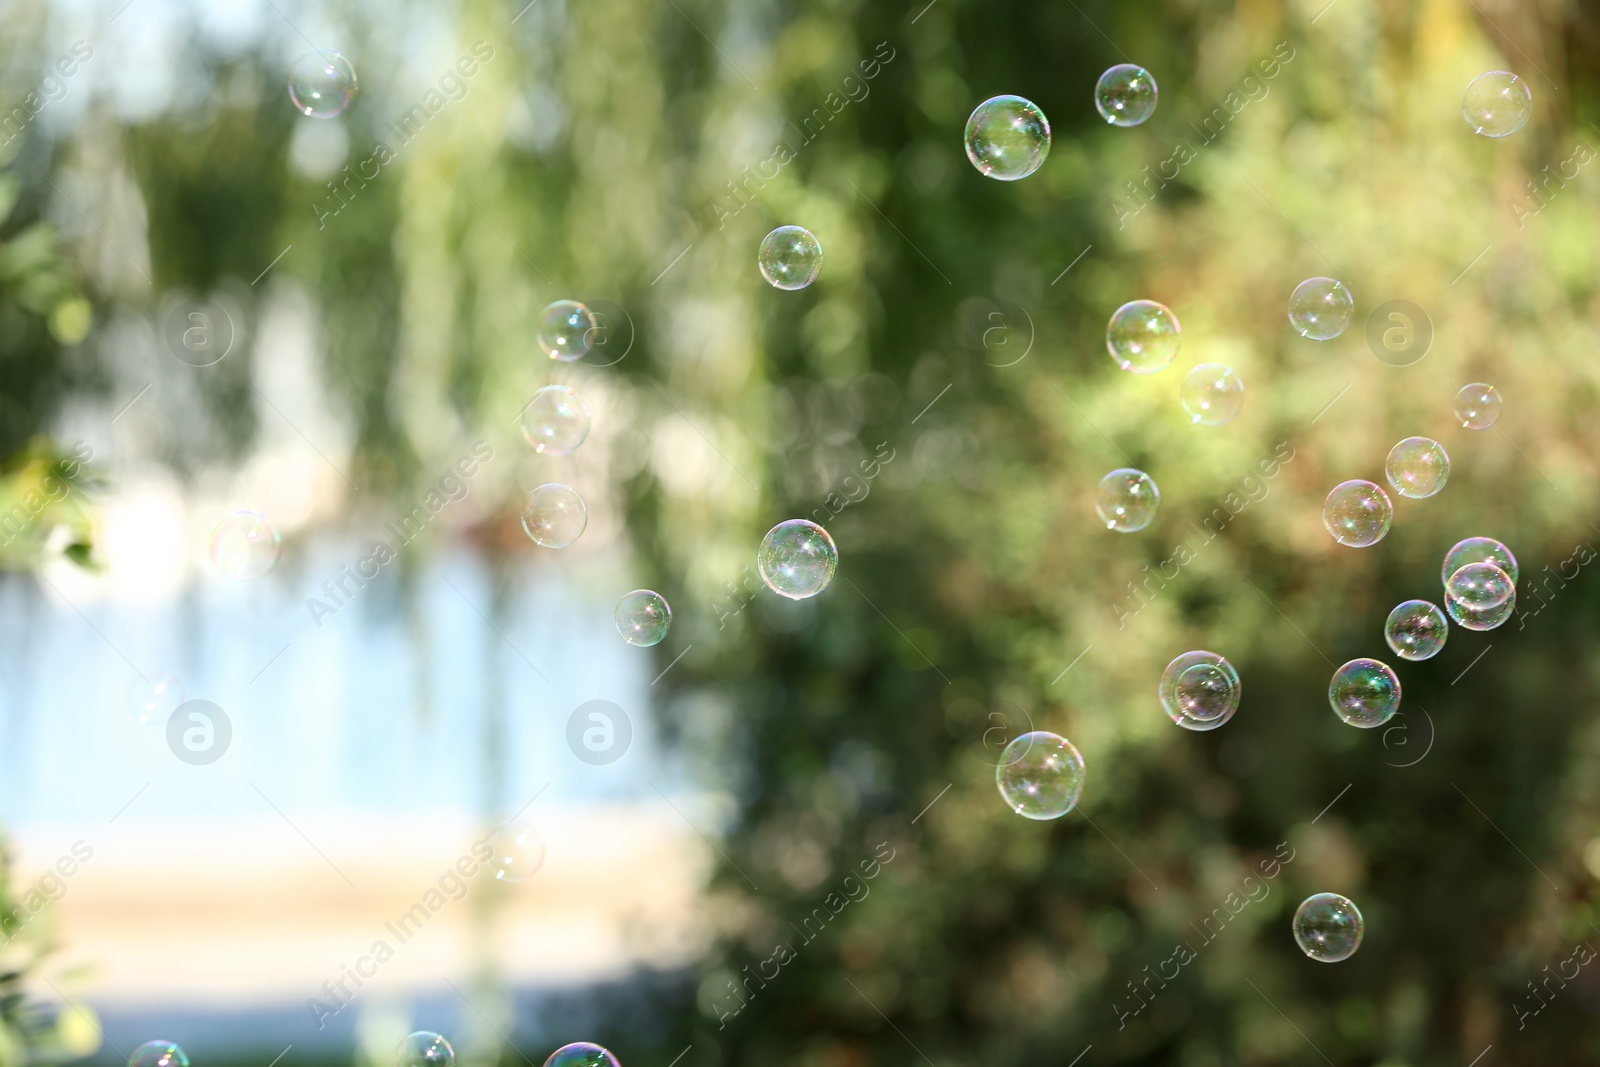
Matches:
[[1463, 71, 1532, 138], [1446, 561, 1513, 610], [995, 731, 1085, 819], [1454, 382, 1502, 429], [757, 519, 838, 600], [1159, 651, 1241, 731], [1094, 64, 1159, 127], [758, 226, 823, 290], [1384, 600, 1447, 661], [485, 823, 546, 882], [130, 1043, 188, 1067], [1441, 536, 1518, 586], [963, 95, 1051, 181], [542, 1045, 621, 1067], [1385, 436, 1450, 499], [1106, 300, 1181, 373], [519, 384, 590, 456], [1096, 468, 1159, 533], [1288, 277, 1354, 340], [1446, 585, 1517, 630], [1322, 480, 1392, 548], [1293, 892, 1364, 963], [520, 483, 587, 548], [210, 510, 281, 579], [615, 589, 671, 647], [128, 675, 184, 726], [1329, 658, 1400, 728], [288, 51, 358, 118], [395, 1033, 454, 1067], [1180, 363, 1244, 425], [538, 300, 598, 362]]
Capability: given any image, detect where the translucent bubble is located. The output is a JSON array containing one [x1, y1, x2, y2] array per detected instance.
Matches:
[[963, 95, 1051, 181], [1454, 382, 1502, 429], [1322, 480, 1392, 548], [519, 384, 590, 455], [757, 519, 838, 600], [1288, 277, 1354, 340], [1329, 657, 1400, 728], [1159, 651, 1241, 731], [209, 511, 282, 579], [538, 300, 598, 362], [758, 226, 823, 290], [1094, 64, 1159, 127], [615, 589, 671, 647], [1441, 536, 1518, 586], [1106, 300, 1181, 373], [288, 51, 358, 118], [1463, 71, 1532, 138], [1384, 600, 1448, 661], [1446, 561, 1513, 610], [485, 822, 546, 882], [1293, 892, 1364, 963], [542, 1044, 620, 1067], [128, 675, 184, 726], [995, 731, 1085, 819], [395, 1033, 454, 1067], [520, 483, 587, 548], [1384, 436, 1450, 499], [130, 1044, 188, 1067], [1096, 468, 1159, 533], [1446, 585, 1517, 630], [1180, 363, 1244, 426]]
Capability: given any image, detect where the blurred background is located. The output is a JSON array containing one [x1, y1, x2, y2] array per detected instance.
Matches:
[[2, 0, 1600, 1063]]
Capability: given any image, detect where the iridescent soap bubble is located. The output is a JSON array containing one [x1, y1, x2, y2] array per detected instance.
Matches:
[[1441, 536, 1518, 586], [519, 384, 590, 455], [538, 300, 598, 362], [1385, 436, 1450, 499], [395, 1033, 454, 1067], [1446, 585, 1516, 630], [288, 51, 358, 118], [1454, 382, 1502, 429], [128, 675, 184, 726], [1106, 300, 1181, 373], [1096, 468, 1159, 533], [520, 483, 587, 548], [758, 226, 823, 290], [1322, 480, 1392, 548], [1180, 363, 1244, 426], [963, 95, 1051, 181], [485, 822, 546, 883], [757, 519, 838, 600], [1463, 71, 1532, 138], [1384, 600, 1447, 661], [210, 510, 281, 579], [1159, 650, 1241, 731], [1293, 892, 1364, 963], [130, 1044, 188, 1067], [1329, 658, 1400, 728], [542, 1044, 621, 1067], [1094, 64, 1159, 127], [615, 589, 671, 647], [1288, 277, 1355, 340], [1446, 561, 1513, 610], [995, 731, 1085, 819]]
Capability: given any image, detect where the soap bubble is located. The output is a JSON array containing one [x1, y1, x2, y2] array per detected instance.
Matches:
[[1106, 300, 1181, 373], [963, 95, 1051, 181], [1329, 658, 1400, 728], [288, 51, 358, 118], [520, 483, 587, 548], [209, 511, 281, 579], [1322, 480, 1392, 548], [1288, 277, 1355, 340], [1094, 64, 1159, 127], [1159, 651, 1241, 731], [615, 589, 671, 647], [1096, 468, 1159, 533], [485, 822, 545, 882], [1463, 71, 1532, 138], [1293, 892, 1364, 963], [758, 225, 823, 290], [1179, 363, 1244, 425], [1384, 600, 1448, 661], [128, 675, 184, 726], [995, 731, 1085, 819], [1446, 561, 1513, 610], [1454, 382, 1502, 429], [1441, 536, 1518, 586], [130, 1043, 188, 1067], [519, 384, 590, 455], [395, 1033, 454, 1067], [1384, 436, 1450, 499], [757, 519, 838, 599], [542, 1045, 621, 1067], [538, 300, 598, 362], [1446, 585, 1517, 630]]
